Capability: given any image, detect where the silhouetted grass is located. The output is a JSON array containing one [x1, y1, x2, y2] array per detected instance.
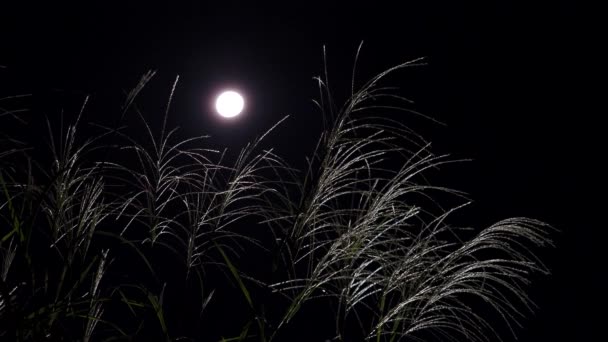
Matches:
[[0, 45, 554, 341]]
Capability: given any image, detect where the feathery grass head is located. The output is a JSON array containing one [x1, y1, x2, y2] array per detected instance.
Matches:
[[0, 46, 554, 341], [266, 44, 554, 341]]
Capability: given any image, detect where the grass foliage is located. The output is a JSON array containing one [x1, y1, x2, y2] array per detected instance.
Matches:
[[0, 47, 553, 341]]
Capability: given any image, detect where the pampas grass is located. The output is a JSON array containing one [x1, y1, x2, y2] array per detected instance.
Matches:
[[0, 46, 553, 341]]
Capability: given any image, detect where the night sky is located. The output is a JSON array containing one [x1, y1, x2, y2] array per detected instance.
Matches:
[[1, 1, 599, 341]]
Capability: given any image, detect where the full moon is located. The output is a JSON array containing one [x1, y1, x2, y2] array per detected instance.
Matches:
[[215, 90, 244, 118]]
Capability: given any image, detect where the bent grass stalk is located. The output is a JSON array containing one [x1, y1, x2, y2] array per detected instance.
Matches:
[[0, 46, 554, 341]]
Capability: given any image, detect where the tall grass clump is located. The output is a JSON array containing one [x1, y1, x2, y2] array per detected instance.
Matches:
[[0, 46, 554, 341]]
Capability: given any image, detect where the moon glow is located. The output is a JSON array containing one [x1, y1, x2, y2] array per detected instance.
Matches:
[[215, 91, 244, 118]]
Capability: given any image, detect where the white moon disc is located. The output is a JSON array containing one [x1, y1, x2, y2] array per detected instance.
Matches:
[[215, 90, 244, 118]]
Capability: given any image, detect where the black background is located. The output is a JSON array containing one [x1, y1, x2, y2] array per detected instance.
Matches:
[[1, 1, 600, 341]]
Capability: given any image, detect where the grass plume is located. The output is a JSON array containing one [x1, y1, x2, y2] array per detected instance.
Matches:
[[0, 47, 554, 341]]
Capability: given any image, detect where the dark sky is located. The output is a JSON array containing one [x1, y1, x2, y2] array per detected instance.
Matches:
[[1, 1, 599, 341]]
